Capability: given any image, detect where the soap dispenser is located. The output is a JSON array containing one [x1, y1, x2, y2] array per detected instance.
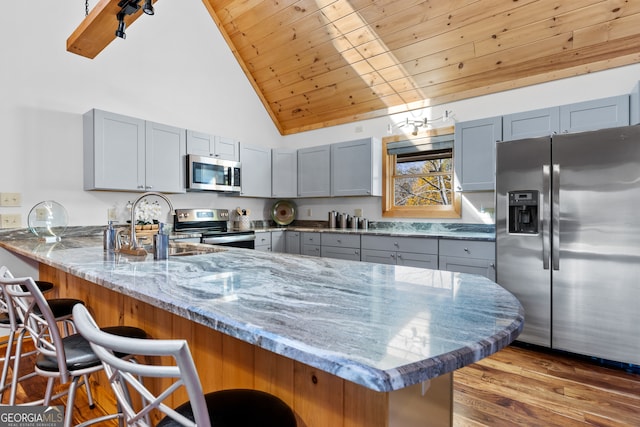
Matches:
[[103, 220, 117, 252], [153, 222, 169, 260]]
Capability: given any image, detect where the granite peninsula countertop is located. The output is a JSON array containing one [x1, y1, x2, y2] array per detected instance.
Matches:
[[0, 236, 521, 392]]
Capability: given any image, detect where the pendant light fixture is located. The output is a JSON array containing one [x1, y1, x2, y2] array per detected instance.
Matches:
[[143, 0, 154, 15]]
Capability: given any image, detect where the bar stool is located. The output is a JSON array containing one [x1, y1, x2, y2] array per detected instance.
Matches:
[[2, 275, 147, 427], [0, 266, 86, 404], [72, 303, 298, 427]]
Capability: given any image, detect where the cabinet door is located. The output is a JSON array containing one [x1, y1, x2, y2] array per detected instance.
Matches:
[[503, 107, 560, 141], [454, 116, 502, 191], [239, 143, 272, 197], [285, 231, 300, 254], [272, 149, 297, 198], [255, 232, 271, 250], [214, 136, 240, 161], [145, 121, 186, 193], [360, 249, 397, 265], [271, 230, 286, 253], [186, 130, 214, 156], [320, 233, 360, 248], [331, 138, 381, 196], [321, 245, 360, 261], [298, 145, 330, 197], [361, 235, 437, 254], [84, 109, 145, 191], [560, 95, 629, 133]]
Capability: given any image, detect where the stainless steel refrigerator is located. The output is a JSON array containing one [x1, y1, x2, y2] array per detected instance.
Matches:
[[496, 125, 640, 365]]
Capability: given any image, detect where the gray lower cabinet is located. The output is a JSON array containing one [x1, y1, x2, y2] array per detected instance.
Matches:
[[360, 235, 438, 269], [271, 230, 285, 253], [438, 239, 495, 281], [256, 230, 286, 252], [301, 232, 321, 257], [255, 231, 271, 252], [285, 231, 301, 254], [453, 116, 502, 191], [320, 233, 360, 261]]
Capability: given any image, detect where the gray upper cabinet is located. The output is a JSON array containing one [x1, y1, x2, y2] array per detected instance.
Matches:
[[186, 130, 239, 161], [631, 81, 640, 125], [454, 116, 502, 192], [145, 121, 187, 193], [272, 148, 297, 198], [298, 145, 331, 197], [331, 138, 382, 197], [84, 109, 185, 193], [239, 143, 271, 197], [503, 107, 560, 141], [559, 95, 629, 133]]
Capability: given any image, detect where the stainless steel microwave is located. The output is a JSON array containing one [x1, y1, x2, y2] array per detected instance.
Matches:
[[186, 154, 241, 192]]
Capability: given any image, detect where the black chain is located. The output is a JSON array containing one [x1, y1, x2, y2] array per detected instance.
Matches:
[[85, 0, 89, 16]]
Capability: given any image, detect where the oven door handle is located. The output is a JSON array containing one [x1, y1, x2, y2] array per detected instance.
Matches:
[[203, 234, 256, 244]]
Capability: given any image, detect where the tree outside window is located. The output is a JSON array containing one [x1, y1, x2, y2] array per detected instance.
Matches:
[[382, 127, 461, 218]]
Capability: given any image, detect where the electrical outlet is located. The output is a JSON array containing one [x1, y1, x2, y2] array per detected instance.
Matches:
[[0, 214, 21, 229], [0, 192, 21, 207], [354, 208, 363, 217], [35, 208, 48, 221], [307, 208, 312, 217]]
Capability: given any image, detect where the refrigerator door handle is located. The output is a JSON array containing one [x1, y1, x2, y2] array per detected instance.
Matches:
[[542, 165, 551, 270], [552, 164, 560, 270]]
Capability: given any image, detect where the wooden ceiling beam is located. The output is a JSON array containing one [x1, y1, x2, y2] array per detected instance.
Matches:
[[67, 0, 158, 59]]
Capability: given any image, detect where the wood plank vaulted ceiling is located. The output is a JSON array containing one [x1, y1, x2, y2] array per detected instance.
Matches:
[[69, 0, 640, 135]]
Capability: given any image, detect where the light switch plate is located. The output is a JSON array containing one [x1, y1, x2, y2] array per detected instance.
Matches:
[[354, 208, 363, 217], [0, 192, 21, 207], [0, 214, 21, 228]]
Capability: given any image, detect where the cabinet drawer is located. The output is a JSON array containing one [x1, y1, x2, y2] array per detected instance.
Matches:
[[360, 249, 396, 265], [301, 232, 321, 245], [439, 256, 496, 281], [321, 245, 360, 261], [361, 235, 437, 254], [255, 232, 271, 247], [396, 252, 438, 269], [438, 240, 495, 260], [321, 233, 360, 248]]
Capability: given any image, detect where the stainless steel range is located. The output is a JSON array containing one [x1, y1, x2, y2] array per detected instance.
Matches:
[[174, 208, 255, 249]]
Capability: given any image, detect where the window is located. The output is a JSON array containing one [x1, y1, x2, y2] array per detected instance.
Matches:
[[382, 127, 461, 218]]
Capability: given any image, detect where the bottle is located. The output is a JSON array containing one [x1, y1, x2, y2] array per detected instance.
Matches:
[[153, 223, 169, 260], [104, 220, 117, 252]]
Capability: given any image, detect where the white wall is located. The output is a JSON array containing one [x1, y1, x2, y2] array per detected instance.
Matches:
[[1, 1, 640, 228], [0, 1, 282, 227]]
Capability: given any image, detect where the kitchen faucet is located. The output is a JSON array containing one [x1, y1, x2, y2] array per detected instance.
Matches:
[[118, 192, 174, 256]]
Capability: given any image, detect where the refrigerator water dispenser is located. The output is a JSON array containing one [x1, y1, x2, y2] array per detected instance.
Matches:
[[508, 190, 538, 234]]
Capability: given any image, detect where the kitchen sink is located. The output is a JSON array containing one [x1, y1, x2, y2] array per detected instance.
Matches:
[[168, 242, 227, 257]]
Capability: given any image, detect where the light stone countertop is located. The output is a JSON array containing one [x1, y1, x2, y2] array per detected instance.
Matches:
[[0, 236, 522, 392]]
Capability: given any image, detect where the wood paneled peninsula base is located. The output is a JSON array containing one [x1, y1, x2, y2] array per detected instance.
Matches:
[[1, 237, 524, 427]]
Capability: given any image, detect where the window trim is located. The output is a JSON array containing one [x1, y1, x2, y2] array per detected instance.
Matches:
[[382, 127, 461, 219]]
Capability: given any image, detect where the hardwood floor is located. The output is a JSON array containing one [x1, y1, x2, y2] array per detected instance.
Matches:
[[453, 344, 640, 427], [5, 344, 640, 426]]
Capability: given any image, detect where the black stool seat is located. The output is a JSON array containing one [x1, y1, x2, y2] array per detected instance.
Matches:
[[19, 280, 55, 293], [36, 326, 147, 372], [157, 389, 297, 427], [35, 298, 85, 318]]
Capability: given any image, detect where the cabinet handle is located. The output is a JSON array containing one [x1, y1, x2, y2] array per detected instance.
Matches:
[[394, 241, 398, 247], [137, 185, 145, 189], [391, 254, 395, 258], [397, 254, 403, 259], [337, 239, 341, 243], [355, 250, 359, 255], [464, 248, 470, 253], [490, 263, 495, 269]]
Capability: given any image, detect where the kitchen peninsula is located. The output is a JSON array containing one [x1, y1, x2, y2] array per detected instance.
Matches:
[[0, 236, 523, 427]]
